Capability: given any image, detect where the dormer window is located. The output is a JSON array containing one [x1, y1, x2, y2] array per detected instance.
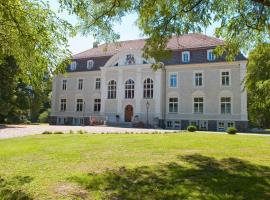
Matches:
[[87, 60, 94, 69], [143, 60, 148, 64], [207, 49, 215, 61], [182, 51, 190, 63], [125, 54, 135, 65], [70, 61, 77, 71]]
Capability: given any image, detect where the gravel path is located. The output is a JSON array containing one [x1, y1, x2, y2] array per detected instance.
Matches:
[[0, 125, 177, 139]]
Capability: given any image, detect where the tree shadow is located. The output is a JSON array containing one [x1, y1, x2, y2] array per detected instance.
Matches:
[[0, 175, 33, 200], [69, 154, 270, 200]]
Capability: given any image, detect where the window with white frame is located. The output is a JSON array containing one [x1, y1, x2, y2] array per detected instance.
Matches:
[[169, 97, 178, 113], [174, 120, 181, 128], [94, 98, 101, 112], [125, 79, 135, 99], [70, 61, 76, 70], [194, 72, 203, 87], [227, 121, 235, 128], [78, 79, 83, 90], [62, 80, 67, 90], [193, 97, 204, 113], [190, 120, 198, 127], [220, 97, 231, 114], [60, 99, 66, 111], [207, 49, 215, 61], [108, 80, 117, 99], [87, 60, 94, 69], [169, 73, 177, 88], [95, 78, 101, 89], [218, 121, 225, 131], [76, 99, 83, 112], [167, 121, 172, 128], [143, 78, 153, 99], [182, 51, 190, 63], [199, 120, 208, 130], [221, 71, 230, 86]]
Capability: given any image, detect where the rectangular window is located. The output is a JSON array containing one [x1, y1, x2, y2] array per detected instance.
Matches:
[[78, 79, 83, 90], [62, 80, 67, 90], [174, 121, 181, 129], [199, 120, 208, 130], [60, 99, 66, 111], [221, 97, 231, 114], [70, 61, 76, 70], [195, 72, 203, 87], [76, 99, 83, 112], [227, 121, 234, 128], [169, 98, 178, 113], [169, 73, 177, 88], [95, 78, 101, 89], [207, 50, 215, 61], [194, 97, 204, 113], [218, 121, 225, 131], [221, 71, 230, 86], [94, 99, 101, 112], [167, 121, 172, 128], [190, 120, 198, 127], [182, 51, 190, 63]]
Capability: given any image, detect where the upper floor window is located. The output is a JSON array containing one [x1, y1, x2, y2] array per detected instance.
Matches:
[[70, 61, 76, 71], [221, 71, 230, 86], [76, 99, 83, 112], [194, 72, 203, 87], [125, 79, 135, 99], [108, 80, 117, 99], [60, 99, 66, 111], [125, 54, 136, 65], [169, 73, 178, 88], [87, 60, 94, 69], [169, 97, 178, 113], [62, 80, 67, 90], [220, 97, 231, 114], [78, 79, 83, 90], [94, 98, 101, 112], [95, 78, 101, 89], [193, 97, 204, 113], [182, 51, 190, 63], [207, 49, 215, 61], [143, 78, 153, 99]]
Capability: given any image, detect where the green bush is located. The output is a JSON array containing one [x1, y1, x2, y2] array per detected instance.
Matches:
[[54, 131, 64, 134], [187, 125, 197, 132], [38, 110, 50, 123], [42, 131, 52, 134], [227, 127, 237, 134]]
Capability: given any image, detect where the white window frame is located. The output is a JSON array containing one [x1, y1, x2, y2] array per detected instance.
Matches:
[[95, 78, 101, 90], [182, 51, 190, 63], [70, 61, 77, 71], [108, 80, 117, 99], [174, 120, 181, 129], [62, 79, 67, 90], [193, 71, 204, 88], [167, 121, 172, 128], [87, 60, 94, 69], [125, 79, 135, 99], [220, 96, 232, 114], [227, 121, 235, 128], [207, 49, 216, 61], [78, 78, 83, 90], [193, 97, 204, 114], [199, 120, 208, 130], [76, 98, 84, 112], [169, 72, 178, 88], [218, 121, 225, 131], [220, 70, 231, 87], [143, 78, 154, 99], [168, 97, 178, 113], [93, 98, 101, 112], [60, 98, 67, 112]]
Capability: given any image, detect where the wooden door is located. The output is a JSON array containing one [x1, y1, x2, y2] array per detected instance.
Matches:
[[125, 105, 133, 122]]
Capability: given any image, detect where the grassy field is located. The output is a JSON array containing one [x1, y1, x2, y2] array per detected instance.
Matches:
[[0, 132, 269, 200]]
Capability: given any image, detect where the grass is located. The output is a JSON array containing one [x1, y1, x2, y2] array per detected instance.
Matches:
[[0, 132, 269, 199]]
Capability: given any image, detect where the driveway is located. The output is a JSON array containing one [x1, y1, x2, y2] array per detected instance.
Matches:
[[0, 124, 177, 139]]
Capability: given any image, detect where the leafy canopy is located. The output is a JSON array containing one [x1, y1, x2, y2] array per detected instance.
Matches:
[[60, 0, 269, 67]]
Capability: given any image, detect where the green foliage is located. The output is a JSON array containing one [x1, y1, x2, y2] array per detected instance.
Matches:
[[187, 125, 197, 132], [42, 131, 53, 135], [38, 109, 50, 123], [246, 43, 270, 128], [227, 127, 237, 134]]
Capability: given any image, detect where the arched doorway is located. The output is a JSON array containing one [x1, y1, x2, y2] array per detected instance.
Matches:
[[125, 105, 133, 122]]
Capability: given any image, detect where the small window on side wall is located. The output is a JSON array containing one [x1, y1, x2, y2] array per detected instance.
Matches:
[[87, 60, 94, 69], [207, 49, 215, 61], [70, 61, 77, 71], [182, 51, 190, 63]]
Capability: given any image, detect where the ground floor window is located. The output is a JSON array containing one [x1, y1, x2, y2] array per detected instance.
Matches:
[[174, 120, 181, 129], [94, 99, 101, 112], [199, 120, 208, 130], [57, 117, 68, 125], [167, 121, 172, 128], [218, 121, 225, 131], [227, 121, 235, 128], [190, 120, 198, 127], [73, 118, 84, 125]]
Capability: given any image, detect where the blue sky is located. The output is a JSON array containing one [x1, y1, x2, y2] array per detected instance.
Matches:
[[49, 1, 218, 55]]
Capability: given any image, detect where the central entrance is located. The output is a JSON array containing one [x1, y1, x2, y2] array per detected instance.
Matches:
[[125, 105, 133, 122]]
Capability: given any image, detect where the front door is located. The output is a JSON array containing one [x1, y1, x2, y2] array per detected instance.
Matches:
[[125, 105, 133, 122]]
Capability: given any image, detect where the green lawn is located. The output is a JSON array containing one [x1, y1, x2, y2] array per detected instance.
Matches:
[[0, 133, 269, 200]]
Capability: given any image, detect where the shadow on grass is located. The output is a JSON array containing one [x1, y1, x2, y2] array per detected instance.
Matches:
[[69, 154, 270, 200], [0, 175, 33, 200]]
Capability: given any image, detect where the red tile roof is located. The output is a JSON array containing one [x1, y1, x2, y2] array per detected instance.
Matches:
[[73, 33, 224, 59]]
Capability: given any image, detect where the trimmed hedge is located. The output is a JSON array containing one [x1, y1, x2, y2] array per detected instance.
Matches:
[[227, 127, 237, 134], [187, 125, 197, 132]]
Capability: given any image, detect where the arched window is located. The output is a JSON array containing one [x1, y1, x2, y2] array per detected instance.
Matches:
[[143, 78, 153, 99], [125, 79, 135, 99], [108, 80, 117, 99]]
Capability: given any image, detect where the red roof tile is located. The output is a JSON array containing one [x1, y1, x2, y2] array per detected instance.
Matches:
[[73, 33, 224, 59]]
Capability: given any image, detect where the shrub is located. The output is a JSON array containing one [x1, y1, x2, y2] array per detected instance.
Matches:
[[54, 131, 64, 134], [42, 131, 52, 134], [227, 127, 237, 134], [187, 125, 197, 132], [38, 110, 50, 123]]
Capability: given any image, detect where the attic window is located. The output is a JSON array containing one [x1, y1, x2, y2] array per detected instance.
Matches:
[[114, 62, 119, 66], [125, 54, 135, 65], [143, 60, 148, 64], [70, 61, 77, 71], [87, 60, 94, 69]]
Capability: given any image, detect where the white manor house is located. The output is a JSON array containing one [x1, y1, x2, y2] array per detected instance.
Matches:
[[50, 33, 248, 131]]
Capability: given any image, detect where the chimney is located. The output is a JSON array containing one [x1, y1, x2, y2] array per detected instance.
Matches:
[[93, 41, 99, 48]]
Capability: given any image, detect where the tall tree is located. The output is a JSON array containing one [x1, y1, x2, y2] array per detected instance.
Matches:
[[246, 43, 270, 128]]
